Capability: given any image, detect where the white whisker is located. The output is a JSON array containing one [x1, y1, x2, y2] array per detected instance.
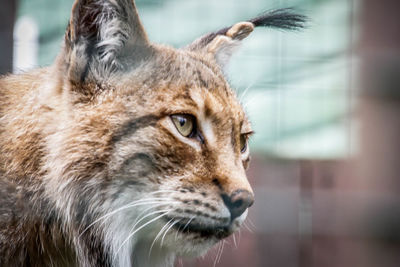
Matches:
[[243, 220, 254, 233], [218, 240, 226, 263], [175, 215, 196, 240], [114, 210, 171, 258], [213, 242, 223, 267], [148, 218, 174, 258], [239, 82, 255, 103], [243, 218, 256, 233], [182, 216, 196, 232], [247, 217, 256, 229], [160, 219, 181, 247], [79, 198, 173, 237]]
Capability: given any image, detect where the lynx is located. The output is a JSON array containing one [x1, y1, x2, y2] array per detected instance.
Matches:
[[0, 0, 305, 266]]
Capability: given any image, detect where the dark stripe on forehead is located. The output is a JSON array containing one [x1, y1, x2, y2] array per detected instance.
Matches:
[[186, 54, 227, 89], [196, 69, 208, 88], [171, 91, 199, 110], [111, 114, 160, 143], [183, 54, 233, 102], [231, 124, 236, 151]]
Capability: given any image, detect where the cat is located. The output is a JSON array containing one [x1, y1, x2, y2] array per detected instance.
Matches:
[[0, 0, 305, 266]]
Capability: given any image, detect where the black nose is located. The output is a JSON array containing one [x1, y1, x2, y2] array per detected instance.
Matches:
[[222, 190, 254, 221]]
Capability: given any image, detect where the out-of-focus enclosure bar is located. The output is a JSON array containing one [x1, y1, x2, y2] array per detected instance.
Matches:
[[0, 1, 16, 75], [358, 0, 400, 266]]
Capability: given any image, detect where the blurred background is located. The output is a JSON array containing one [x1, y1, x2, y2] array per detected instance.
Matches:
[[1, 0, 400, 266]]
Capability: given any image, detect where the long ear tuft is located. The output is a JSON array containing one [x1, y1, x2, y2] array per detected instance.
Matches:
[[249, 8, 308, 30], [187, 8, 307, 70]]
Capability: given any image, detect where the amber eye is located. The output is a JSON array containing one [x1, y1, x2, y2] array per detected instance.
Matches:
[[171, 114, 195, 137], [240, 134, 247, 153]]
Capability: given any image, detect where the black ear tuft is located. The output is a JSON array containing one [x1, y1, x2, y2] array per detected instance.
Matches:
[[186, 7, 308, 70], [249, 8, 308, 31], [187, 8, 307, 53]]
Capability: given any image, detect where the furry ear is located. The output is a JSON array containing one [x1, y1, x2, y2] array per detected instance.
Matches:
[[187, 8, 307, 70], [64, 0, 152, 82]]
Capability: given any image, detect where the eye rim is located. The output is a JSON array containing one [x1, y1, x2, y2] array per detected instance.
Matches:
[[170, 114, 197, 138], [240, 134, 248, 153], [240, 131, 253, 153]]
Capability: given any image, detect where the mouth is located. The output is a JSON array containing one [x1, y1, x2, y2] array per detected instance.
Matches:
[[166, 218, 232, 239]]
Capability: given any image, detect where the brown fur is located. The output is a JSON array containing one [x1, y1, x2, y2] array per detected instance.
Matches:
[[0, 1, 305, 266]]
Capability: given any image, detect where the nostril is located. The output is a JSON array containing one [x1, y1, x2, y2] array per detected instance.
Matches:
[[233, 199, 243, 209], [222, 190, 254, 221]]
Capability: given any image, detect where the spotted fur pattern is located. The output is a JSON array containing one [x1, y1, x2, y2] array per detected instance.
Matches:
[[0, 1, 305, 266]]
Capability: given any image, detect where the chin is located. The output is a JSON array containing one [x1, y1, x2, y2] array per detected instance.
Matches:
[[160, 209, 248, 260]]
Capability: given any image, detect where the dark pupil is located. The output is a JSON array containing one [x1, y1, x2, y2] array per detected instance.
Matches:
[[179, 117, 186, 127]]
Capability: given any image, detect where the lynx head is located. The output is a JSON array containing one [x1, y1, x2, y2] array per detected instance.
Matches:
[[49, 0, 305, 265]]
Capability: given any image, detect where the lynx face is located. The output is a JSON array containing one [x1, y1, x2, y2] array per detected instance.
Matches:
[[0, 0, 305, 266], [54, 48, 254, 264], [100, 48, 254, 260]]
